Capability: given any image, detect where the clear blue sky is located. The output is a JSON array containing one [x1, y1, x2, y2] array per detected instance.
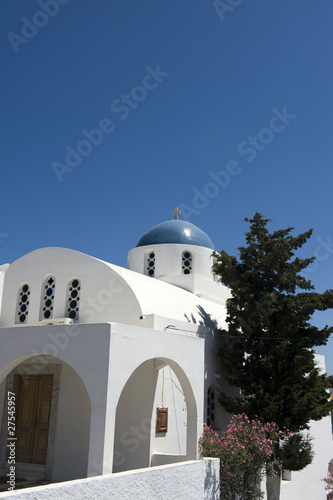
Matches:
[[1, 1, 333, 370]]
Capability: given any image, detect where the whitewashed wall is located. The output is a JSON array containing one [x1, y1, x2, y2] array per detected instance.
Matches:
[[0, 459, 220, 500], [263, 355, 333, 500]]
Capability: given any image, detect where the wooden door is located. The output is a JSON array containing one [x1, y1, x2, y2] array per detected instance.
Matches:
[[15, 375, 53, 464]]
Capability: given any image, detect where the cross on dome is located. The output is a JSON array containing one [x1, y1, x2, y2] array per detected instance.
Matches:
[[172, 207, 181, 220]]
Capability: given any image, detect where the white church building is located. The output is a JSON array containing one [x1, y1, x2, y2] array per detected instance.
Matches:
[[0, 211, 331, 499]]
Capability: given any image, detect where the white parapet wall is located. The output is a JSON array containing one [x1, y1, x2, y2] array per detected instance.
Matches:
[[0, 459, 220, 500]]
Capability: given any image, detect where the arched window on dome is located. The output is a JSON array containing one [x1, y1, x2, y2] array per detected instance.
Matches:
[[66, 278, 81, 320], [16, 282, 31, 324], [145, 251, 155, 277], [40, 275, 56, 321], [182, 250, 192, 275]]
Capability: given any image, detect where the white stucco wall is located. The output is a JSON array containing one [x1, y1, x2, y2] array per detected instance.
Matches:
[[0, 323, 112, 481], [128, 243, 230, 304], [277, 355, 333, 500], [279, 416, 332, 500], [0, 459, 220, 500], [0, 247, 228, 330], [0, 248, 142, 328], [128, 243, 214, 278], [151, 366, 187, 457], [103, 322, 205, 475], [112, 359, 158, 473], [51, 362, 91, 481], [0, 321, 205, 481]]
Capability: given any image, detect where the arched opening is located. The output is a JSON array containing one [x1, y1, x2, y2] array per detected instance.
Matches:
[[206, 382, 224, 431], [113, 357, 197, 473], [0, 355, 91, 482]]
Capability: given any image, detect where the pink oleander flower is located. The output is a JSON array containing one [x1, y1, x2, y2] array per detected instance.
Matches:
[[200, 415, 289, 500]]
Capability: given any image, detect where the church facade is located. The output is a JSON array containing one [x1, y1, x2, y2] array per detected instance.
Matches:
[[0, 212, 331, 498]]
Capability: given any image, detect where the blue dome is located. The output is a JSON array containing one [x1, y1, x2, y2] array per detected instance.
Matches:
[[136, 220, 215, 250]]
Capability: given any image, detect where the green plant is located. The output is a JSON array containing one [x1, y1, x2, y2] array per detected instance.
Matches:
[[280, 433, 314, 471], [199, 414, 289, 500]]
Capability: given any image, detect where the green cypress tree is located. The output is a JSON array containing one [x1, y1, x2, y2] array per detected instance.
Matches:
[[212, 213, 333, 467]]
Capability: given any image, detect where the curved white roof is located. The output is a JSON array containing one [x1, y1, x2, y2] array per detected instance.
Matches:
[[0, 248, 228, 331]]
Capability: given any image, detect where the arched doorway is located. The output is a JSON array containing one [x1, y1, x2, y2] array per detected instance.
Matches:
[[113, 357, 197, 473], [0, 355, 91, 481]]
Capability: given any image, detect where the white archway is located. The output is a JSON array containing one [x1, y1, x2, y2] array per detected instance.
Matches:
[[112, 357, 198, 473], [0, 355, 91, 481]]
